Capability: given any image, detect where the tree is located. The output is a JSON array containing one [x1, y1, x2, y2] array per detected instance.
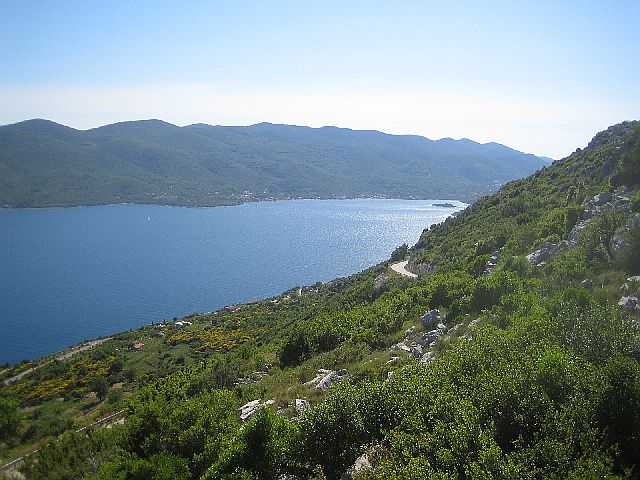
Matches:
[[106, 388, 123, 405], [91, 376, 110, 401], [390, 243, 408, 262], [278, 332, 310, 367], [0, 396, 23, 443]]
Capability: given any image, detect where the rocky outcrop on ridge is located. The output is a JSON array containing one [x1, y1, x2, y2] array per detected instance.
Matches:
[[526, 188, 634, 267]]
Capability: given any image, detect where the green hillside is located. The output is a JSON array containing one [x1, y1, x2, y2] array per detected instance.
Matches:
[[0, 119, 547, 208], [1, 121, 640, 480]]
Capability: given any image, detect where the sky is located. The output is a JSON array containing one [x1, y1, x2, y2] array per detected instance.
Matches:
[[1, 0, 639, 158]]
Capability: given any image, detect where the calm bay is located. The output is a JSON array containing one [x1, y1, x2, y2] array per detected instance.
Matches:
[[0, 199, 465, 364]]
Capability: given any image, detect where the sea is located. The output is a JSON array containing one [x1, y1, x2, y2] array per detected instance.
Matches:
[[0, 199, 465, 364]]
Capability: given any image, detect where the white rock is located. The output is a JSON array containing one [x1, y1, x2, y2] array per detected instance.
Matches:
[[447, 323, 464, 336], [420, 329, 443, 346], [316, 369, 348, 392], [552, 241, 569, 254], [593, 191, 613, 206], [618, 296, 639, 312], [303, 369, 335, 387], [568, 220, 591, 246], [239, 399, 273, 422], [628, 214, 640, 230], [420, 351, 435, 364], [303, 372, 325, 387], [526, 242, 557, 264], [580, 279, 595, 289], [392, 343, 411, 352], [316, 372, 338, 391], [295, 398, 310, 413], [352, 452, 372, 472], [610, 235, 629, 258], [420, 309, 442, 328]]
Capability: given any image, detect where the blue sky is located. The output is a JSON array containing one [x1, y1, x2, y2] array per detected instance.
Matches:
[[1, 0, 639, 158]]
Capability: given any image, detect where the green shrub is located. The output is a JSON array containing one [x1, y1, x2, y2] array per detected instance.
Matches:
[[596, 356, 640, 470], [470, 272, 519, 312], [390, 243, 408, 262], [296, 381, 401, 479], [0, 396, 23, 443], [619, 223, 640, 274], [565, 204, 583, 234], [611, 132, 640, 186], [468, 254, 491, 277], [278, 332, 310, 367], [631, 191, 640, 212], [204, 408, 299, 480], [95, 453, 190, 480], [20, 429, 119, 480]]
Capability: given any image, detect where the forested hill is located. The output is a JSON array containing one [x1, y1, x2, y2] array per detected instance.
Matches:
[[2, 121, 640, 480], [0, 119, 548, 207]]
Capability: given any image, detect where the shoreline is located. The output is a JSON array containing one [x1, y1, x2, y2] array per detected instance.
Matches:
[[0, 195, 471, 211]]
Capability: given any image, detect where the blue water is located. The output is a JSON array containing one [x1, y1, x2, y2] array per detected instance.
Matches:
[[0, 199, 465, 364]]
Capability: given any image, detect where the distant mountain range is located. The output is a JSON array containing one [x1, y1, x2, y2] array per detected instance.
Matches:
[[0, 119, 550, 207]]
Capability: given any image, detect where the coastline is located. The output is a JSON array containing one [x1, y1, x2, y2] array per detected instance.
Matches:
[[0, 195, 469, 211]]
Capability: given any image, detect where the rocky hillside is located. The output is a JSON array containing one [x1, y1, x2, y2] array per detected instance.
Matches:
[[1, 121, 639, 480]]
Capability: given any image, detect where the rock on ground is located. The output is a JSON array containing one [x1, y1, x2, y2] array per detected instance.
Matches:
[[580, 278, 595, 289], [618, 296, 639, 313], [295, 398, 310, 413], [392, 342, 411, 353], [239, 399, 275, 422], [421, 309, 443, 328], [316, 369, 349, 392], [303, 369, 333, 387], [421, 351, 436, 364]]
